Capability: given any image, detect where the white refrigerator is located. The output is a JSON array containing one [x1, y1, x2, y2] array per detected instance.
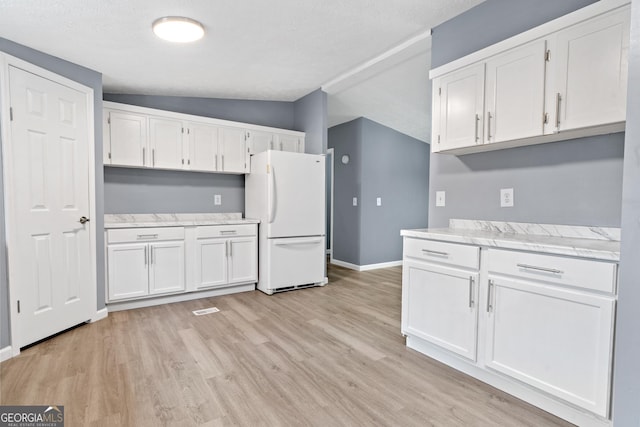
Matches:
[[245, 150, 327, 294]]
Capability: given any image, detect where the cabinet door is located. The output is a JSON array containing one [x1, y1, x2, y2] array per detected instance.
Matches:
[[108, 111, 147, 167], [148, 241, 185, 295], [107, 243, 148, 301], [553, 6, 630, 132], [195, 238, 228, 289], [247, 130, 273, 155], [276, 134, 301, 152], [218, 127, 247, 173], [435, 63, 485, 152], [401, 260, 479, 361], [149, 117, 184, 169], [485, 276, 615, 417], [188, 122, 218, 172], [485, 40, 546, 143], [228, 237, 257, 284]]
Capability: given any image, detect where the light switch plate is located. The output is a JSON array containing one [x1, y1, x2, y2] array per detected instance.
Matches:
[[500, 188, 514, 207], [353, 197, 358, 207], [376, 197, 382, 206], [436, 191, 446, 207], [214, 194, 222, 205]]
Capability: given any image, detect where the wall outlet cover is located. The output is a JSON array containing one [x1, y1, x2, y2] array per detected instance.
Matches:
[[436, 191, 446, 207], [500, 188, 514, 207], [214, 194, 222, 205], [353, 197, 358, 207], [376, 197, 382, 206]]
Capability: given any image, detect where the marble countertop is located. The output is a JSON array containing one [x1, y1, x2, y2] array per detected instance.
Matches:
[[401, 219, 620, 262], [105, 213, 260, 229]]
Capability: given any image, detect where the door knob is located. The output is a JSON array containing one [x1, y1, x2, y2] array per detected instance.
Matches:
[[79, 216, 90, 224]]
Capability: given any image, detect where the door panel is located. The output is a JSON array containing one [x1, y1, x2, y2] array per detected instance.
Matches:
[[188, 122, 218, 172], [228, 237, 257, 284], [108, 111, 146, 167], [195, 239, 227, 289], [8, 66, 94, 347], [219, 127, 246, 173], [107, 243, 148, 301], [149, 117, 183, 169], [149, 241, 185, 295], [267, 237, 325, 289]]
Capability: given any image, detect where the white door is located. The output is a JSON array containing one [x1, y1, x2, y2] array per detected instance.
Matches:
[[485, 276, 614, 417], [276, 134, 300, 152], [195, 238, 228, 289], [107, 243, 148, 301], [7, 66, 94, 347], [107, 110, 147, 167], [266, 236, 325, 289], [228, 237, 257, 284], [187, 122, 218, 172], [435, 63, 485, 152], [218, 127, 247, 173], [553, 6, 630, 131], [149, 241, 185, 295], [247, 130, 273, 155], [402, 261, 478, 361], [485, 40, 546, 143], [149, 117, 184, 169], [267, 151, 325, 238]]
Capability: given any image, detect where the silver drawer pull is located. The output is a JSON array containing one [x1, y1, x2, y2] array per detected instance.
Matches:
[[421, 249, 448, 257], [517, 263, 563, 275], [220, 230, 237, 235], [137, 234, 159, 240]]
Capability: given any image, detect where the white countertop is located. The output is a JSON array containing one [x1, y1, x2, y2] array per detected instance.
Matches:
[[104, 213, 260, 229], [401, 219, 620, 262]]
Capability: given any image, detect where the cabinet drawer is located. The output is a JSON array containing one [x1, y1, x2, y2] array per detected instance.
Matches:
[[488, 248, 617, 293], [107, 227, 185, 244], [403, 238, 479, 270], [196, 224, 256, 239]]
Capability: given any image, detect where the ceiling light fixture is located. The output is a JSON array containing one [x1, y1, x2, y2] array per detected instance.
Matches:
[[152, 16, 204, 43]]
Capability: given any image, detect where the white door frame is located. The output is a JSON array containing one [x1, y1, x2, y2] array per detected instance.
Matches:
[[0, 53, 97, 357], [327, 148, 335, 264]]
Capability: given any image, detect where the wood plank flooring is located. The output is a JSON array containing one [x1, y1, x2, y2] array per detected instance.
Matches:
[[0, 264, 573, 426]]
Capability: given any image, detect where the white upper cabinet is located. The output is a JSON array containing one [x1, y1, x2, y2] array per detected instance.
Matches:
[[218, 127, 247, 173], [430, 1, 630, 155], [149, 117, 184, 169], [552, 6, 630, 132], [187, 122, 218, 172], [433, 63, 485, 152], [485, 40, 547, 143], [103, 101, 305, 173], [105, 110, 147, 167]]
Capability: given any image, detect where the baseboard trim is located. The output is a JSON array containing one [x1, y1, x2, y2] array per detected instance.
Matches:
[[90, 308, 108, 323], [106, 284, 255, 312], [0, 346, 14, 362], [330, 259, 403, 271]]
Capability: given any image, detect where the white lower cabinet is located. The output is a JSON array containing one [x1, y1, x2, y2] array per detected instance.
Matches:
[[107, 228, 185, 301], [401, 236, 618, 425], [107, 224, 257, 303], [403, 260, 479, 361]]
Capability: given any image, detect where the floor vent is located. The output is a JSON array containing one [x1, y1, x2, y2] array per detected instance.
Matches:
[[192, 307, 220, 316]]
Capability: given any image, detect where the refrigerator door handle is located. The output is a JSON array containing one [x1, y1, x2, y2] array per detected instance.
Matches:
[[274, 238, 323, 246], [268, 166, 277, 223]]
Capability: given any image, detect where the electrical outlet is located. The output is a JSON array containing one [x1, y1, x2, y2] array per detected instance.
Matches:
[[376, 197, 382, 206], [353, 197, 358, 207], [436, 191, 446, 207], [214, 194, 222, 206], [500, 188, 514, 207]]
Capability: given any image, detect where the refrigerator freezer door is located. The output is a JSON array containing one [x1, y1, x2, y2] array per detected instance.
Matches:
[[260, 236, 325, 292], [267, 151, 325, 238]]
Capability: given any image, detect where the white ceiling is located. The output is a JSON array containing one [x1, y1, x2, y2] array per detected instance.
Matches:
[[0, 0, 483, 140]]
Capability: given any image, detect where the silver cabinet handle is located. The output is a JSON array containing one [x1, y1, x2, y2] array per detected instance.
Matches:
[[152, 148, 155, 166], [220, 230, 237, 235], [215, 154, 218, 171], [137, 234, 158, 240], [517, 263, 563, 275], [555, 93, 561, 129], [142, 147, 146, 165], [421, 249, 448, 257], [222, 154, 225, 170], [150, 246, 154, 265], [297, 140, 300, 152], [144, 246, 148, 266], [229, 241, 233, 257], [468, 277, 475, 308], [225, 240, 229, 257], [474, 114, 480, 142], [487, 112, 492, 141], [486, 279, 494, 312], [270, 141, 274, 150], [280, 142, 283, 151]]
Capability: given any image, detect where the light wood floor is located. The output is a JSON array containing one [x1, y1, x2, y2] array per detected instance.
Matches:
[[0, 264, 573, 426]]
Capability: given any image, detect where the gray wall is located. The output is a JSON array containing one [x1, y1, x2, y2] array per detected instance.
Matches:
[[293, 89, 328, 154], [104, 168, 244, 214], [329, 120, 362, 265], [329, 118, 429, 266], [0, 37, 104, 348], [613, 0, 640, 422], [429, 0, 624, 228]]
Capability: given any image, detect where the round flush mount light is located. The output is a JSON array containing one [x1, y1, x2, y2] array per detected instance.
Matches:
[[152, 17, 204, 43]]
